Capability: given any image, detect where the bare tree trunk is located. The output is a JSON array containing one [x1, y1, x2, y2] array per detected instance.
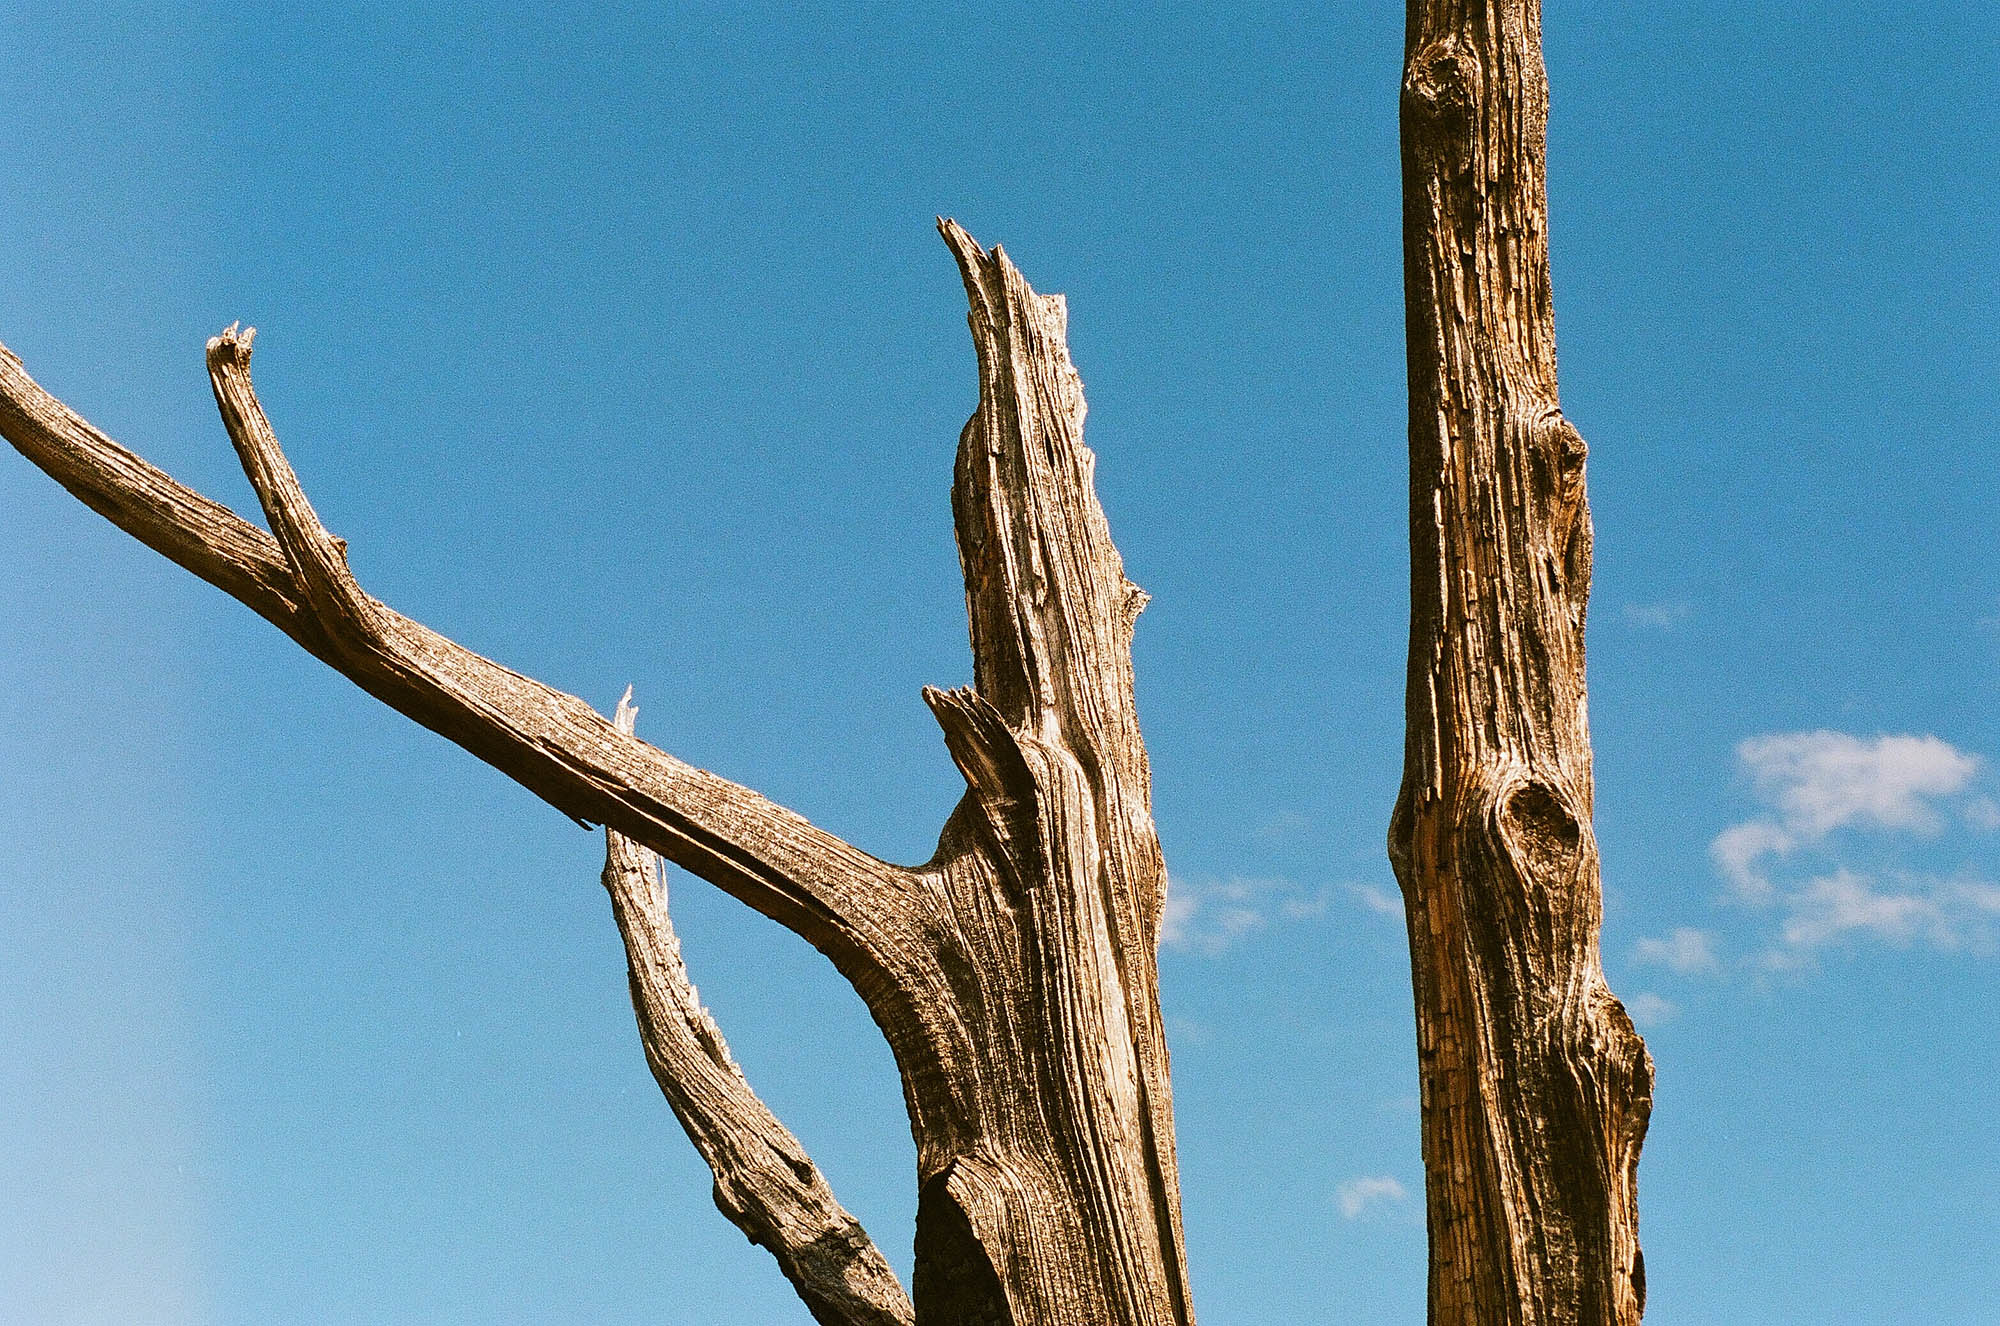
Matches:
[[0, 223, 1190, 1326], [1390, 3, 1654, 1324], [896, 224, 1191, 1326]]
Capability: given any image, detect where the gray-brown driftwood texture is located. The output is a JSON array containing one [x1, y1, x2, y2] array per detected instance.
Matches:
[[602, 689, 913, 1326], [1391, 2, 1655, 1324], [0, 222, 1191, 1326]]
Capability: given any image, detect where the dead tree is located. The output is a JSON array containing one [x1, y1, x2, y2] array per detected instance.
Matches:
[[0, 222, 1191, 1326], [4, 6, 1654, 1320], [1391, 1, 1655, 1323]]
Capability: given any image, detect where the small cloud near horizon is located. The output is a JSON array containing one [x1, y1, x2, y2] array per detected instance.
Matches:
[[1162, 875, 1397, 954], [1337, 1176, 1407, 1220], [1623, 600, 1692, 630], [1163, 875, 1331, 956], [1349, 884, 1405, 920], [1252, 810, 1315, 842], [1633, 927, 1720, 976], [1627, 992, 1678, 1026]]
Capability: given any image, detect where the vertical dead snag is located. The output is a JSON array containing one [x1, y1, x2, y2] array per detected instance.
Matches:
[[1392, 3, 1654, 1324], [892, 224, 1191, 1326]]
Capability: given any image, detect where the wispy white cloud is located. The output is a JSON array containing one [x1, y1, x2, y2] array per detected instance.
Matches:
[[1743, 731, 1977, 836], [1707, 731, 1995, 968], [1162, 875, 1330, 956], [1336, 1175, 1407, 1220], [1280, 892, 1332, 922], [1711, 819, 1796, 903], [1713, 732, 1982, 900], [1761, 869, 2000, 968], [1623, 600, 1692, 630], [1774, 869, 1950, 955], [1252, 810, 1315, 842], [1626, 992, 1677, 1026], [1633, 927, 1719, 975], [1956, 879, 2000, 915], [1349, 884, 1405, 920]]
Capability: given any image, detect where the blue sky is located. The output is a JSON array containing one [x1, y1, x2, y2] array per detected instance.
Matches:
[[2, 3, 1994, 1323]]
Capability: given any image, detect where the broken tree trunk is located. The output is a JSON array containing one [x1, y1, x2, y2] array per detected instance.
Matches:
[[900, 225, 1190, 1326], [0, 222, 1191, 1326], [1390, 3, 1654, 1325]]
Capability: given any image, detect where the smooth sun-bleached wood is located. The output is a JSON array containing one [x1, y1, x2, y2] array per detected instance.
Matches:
[[603, 689, 913, 1326], [0, 222, 1195, 1325], [1391, 2, 1654, 1324]]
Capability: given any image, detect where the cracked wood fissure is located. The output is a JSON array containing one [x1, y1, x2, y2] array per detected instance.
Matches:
[[604, 690, 913, 1326], [0, 221, 1192, 1326], [1391, 3, 1654, 1325]]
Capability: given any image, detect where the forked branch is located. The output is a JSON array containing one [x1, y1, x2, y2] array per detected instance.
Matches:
[[604, 690, 913, 1326], [209, 325, 385, 638], [0, 332, 921, 978]]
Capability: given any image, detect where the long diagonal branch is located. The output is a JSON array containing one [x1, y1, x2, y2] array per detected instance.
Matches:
[[604, 690, 913, 1326], [0, 331, 922, 977]]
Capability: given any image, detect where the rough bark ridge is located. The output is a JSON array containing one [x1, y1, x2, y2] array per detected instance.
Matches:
[[897, 224, 1190, 1326], [0, 223, 1191, 1326], [1390, 3, 1654, 1324]]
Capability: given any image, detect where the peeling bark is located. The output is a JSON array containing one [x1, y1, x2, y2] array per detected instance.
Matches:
[[0, 222, 1191, 1325], [1391, 3, 1654, 1324]]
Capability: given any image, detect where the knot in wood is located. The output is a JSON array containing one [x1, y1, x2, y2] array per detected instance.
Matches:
[[1523, 411, 1587, 507], [1402, 35, 1479, 154], [1451, 764, 1594, 946], [1536, 410, 1587, 477], [1519, 410, 1592, 606], [1493, 774, 1585, 892]]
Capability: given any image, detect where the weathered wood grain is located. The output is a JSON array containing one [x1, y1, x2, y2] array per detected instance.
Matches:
[[604, 689, 913, 1326], [1391, 2, 1655, 1323], [0, 222, 1194, 1325]]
